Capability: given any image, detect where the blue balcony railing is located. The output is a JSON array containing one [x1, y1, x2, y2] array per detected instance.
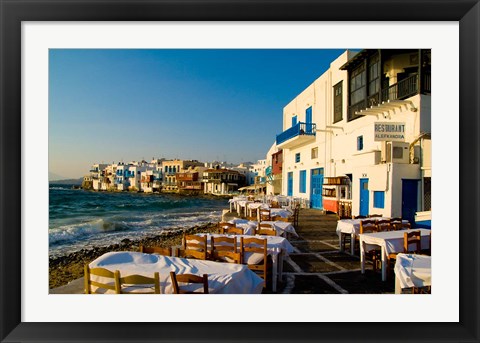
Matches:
[[276, 122, 316, 145]]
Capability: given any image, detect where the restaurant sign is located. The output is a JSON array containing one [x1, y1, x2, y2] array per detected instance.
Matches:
[[374, 122, 406, 142]]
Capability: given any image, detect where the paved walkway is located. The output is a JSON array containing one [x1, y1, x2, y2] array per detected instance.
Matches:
[[268, 208, 395, 294]]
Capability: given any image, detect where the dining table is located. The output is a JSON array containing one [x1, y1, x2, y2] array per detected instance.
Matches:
[[336, 217, 409, 255], [394, 253, 431, 294], [228, 218, 258, 235], [259, 220, 298, 237], [196, 233, 295, 292], [229, 219, 298, 237], [246, 202, 292, 220], [89, 251, 265, 294], [359, 228, 431, 281]]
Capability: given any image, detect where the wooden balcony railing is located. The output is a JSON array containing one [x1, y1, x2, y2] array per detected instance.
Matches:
[[349, 73, 429, 119]]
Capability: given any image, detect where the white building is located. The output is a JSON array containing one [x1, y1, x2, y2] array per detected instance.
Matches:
[[274, 49, 431, 222], [162, 159, 204, 192], [90, 163, 108, 191], [126, 164, 148, 191]]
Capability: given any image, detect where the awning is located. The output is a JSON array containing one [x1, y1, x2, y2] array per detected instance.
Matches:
[[355, 100, 416, 117], [238, 185, 257, 191]]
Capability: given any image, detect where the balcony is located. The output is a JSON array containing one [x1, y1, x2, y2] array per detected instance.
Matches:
[[276, 122, 316, 149], [177, 173, 198, 182], [349, 73, 431, 119]]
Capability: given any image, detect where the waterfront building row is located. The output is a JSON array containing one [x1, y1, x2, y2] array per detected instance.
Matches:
[[83, 159, 255, 195]]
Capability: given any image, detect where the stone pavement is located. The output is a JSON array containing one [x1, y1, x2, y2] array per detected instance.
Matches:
[[264, 208, 395, 294]]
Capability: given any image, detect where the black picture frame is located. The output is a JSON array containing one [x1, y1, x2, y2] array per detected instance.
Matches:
[[1, 0, 479, 342]]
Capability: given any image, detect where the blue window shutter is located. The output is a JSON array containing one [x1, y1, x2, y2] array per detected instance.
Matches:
[[295, 153, 301, 163], [357, 136, 363, 151], [373, 191, 385, 208], [292, 115, 297, 127]]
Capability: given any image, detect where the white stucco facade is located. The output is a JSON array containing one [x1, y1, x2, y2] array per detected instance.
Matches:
[[275, 49, 432, 220]]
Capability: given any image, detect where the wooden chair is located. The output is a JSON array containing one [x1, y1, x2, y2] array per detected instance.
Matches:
[[271, 215, 289, 222], [139, 245, 172, 256], [425, 231, 431, 256], [293, 206, 300, 228], [375, 220, 392, 232], [359, 220, 377, 234], [240, 237, 269, 288], [343, 219, 374, 252], [118, 272, 161, 294], [180, 234, 208, 260], [353, 215, 367, 219], [218, 222, 235, 234], [225, 226, 244, 235], [369, 214, 382, 218], [390, 217, 403, 224], [256, 223, 277, 236], [388, 230, 422, 278], [359, 220, 380, 272], [170, 272, 209, 294], [246, 207, 258, 221], [392, 222, 412, 231], [211, 236, 241, 264], [404, 230, 422, 253], [84, 265, 121, 294], [259, 209, 271, 221], [270, 201, 280, 208]]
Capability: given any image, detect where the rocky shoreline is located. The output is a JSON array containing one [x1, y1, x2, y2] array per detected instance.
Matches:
[[49, 222, 219, 289]]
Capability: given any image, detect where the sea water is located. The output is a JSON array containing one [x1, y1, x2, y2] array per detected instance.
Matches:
[[49, 185, 228, 257]]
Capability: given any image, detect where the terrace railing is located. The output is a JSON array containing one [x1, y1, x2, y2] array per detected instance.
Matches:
[[381, 73, 419, 102], [349, 73, 427, 119], [276, 122, 316, 146]]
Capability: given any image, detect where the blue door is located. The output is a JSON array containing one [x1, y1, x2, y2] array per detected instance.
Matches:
[[305, 106, 313, 133], [310, 168, 324, 209], [287, 172, 293, 196], [359, 178, 369, 216], [291, 116, 297, 127], [402, 179, 419, 224]]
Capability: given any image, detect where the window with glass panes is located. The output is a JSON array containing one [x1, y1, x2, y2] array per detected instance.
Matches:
[[311, 147, 318, 159], [368, 54, 380, 100], [333, 81, 343, 123], [350, 63, 366, 107], [295, 153, 301, 163]]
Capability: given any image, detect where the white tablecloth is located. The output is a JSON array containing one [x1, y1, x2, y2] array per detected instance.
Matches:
[[359, 228, 431, 281], [198, 233, 295, 256], [260, 221, 298, 237], [228, 219, 298, 237], [89, 251, 264, 294], [360, 229, 431, 255], [394, 253, 431, 291], [228, 219, 257, 235], [197, 233, 294, 292], [336, 217, 405, 236], [270, 208, 293, 218], [336, 218, 408, 255]]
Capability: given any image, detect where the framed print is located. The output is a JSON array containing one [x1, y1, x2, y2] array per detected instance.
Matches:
[[1, 0, 479, 342]]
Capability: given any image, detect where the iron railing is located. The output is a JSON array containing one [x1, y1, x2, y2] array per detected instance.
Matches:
[[276, 122, 316, 145]]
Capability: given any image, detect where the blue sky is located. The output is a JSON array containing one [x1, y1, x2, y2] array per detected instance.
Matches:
[[49, 49, 345, 179]]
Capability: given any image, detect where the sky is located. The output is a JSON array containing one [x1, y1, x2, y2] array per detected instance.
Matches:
[[49, 49, 345, 179]]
